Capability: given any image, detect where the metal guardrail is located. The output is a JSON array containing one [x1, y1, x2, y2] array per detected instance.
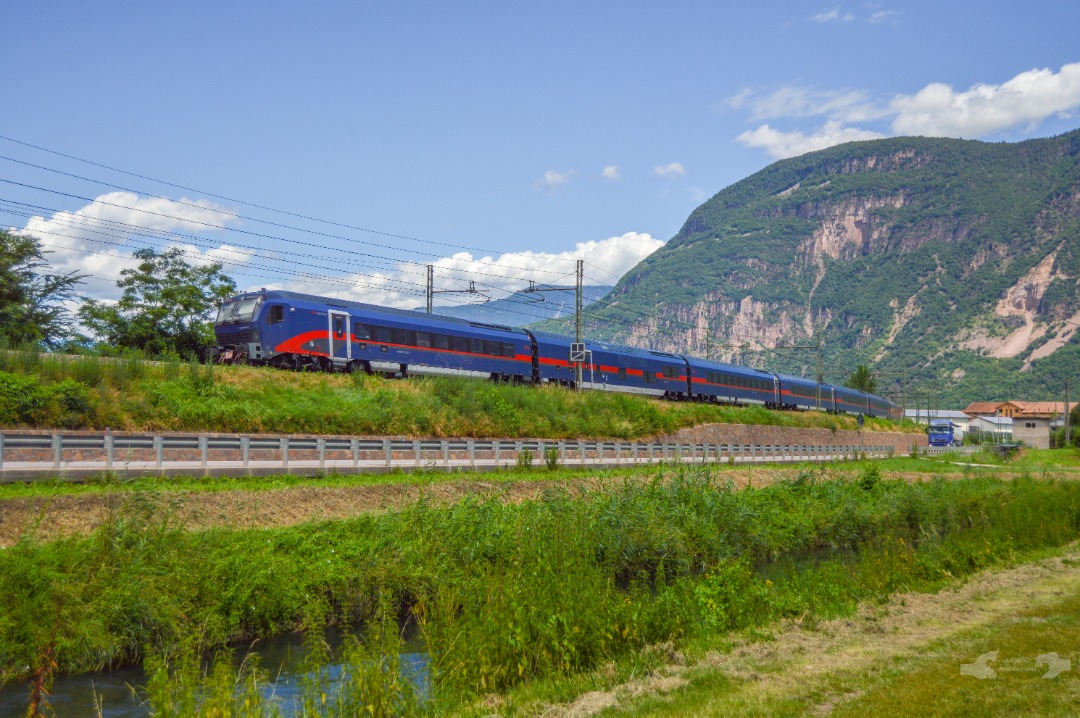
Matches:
[[0, 432, 897, 482]]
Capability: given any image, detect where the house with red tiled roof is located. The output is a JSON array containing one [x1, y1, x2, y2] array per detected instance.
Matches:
[[962, 402, 1006, 418], [962, 401, 1076, 448]]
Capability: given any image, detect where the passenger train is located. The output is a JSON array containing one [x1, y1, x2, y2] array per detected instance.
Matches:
[[212, 290, 901, 419]]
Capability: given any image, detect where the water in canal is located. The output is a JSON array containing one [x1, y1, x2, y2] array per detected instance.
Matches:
[[0, 627, 430, 717]]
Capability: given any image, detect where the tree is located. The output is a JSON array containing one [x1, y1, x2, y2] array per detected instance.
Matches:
[[844, 365, 878, 394], [0, 230, 85, 348], [78, 247, 236, 357]]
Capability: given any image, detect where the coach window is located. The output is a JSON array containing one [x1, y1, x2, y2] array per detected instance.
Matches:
[[354, 324, 371, 340], [269, 305, 285, 324], [333, 317, 345, 339], [471, 338, 485, 354], [644, 372, 655, 384], [416, 332, 431, 348], [618, 367, 627, 381], [435, 334, 450, 350], [375, 326, 393, 343], [502, 342, 516, 357]]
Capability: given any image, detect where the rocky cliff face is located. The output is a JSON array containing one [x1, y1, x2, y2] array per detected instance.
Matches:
[[580, 132, 1080, 404]]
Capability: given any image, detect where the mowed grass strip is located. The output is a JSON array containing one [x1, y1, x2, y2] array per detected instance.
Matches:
[[549, 547, 1080, 718]]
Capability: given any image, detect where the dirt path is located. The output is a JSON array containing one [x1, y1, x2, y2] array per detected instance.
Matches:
[[542, 543, 1080, 717], [0, 466, 1026, 547]]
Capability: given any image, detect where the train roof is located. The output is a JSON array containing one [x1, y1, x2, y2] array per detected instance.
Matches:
[[239, 290, 530, 335], [529, 330, 685, 362], [684, 355, 776, 377]]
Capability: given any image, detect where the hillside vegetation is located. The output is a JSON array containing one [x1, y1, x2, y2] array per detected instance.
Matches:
[[0, 349, 897, 437], [548, 131, 1080, 406]]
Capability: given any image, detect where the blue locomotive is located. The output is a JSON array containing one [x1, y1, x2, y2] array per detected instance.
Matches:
[[212, 290, 901, 419]]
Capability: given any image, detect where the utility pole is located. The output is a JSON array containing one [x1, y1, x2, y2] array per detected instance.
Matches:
[[426, 263, 488, 312], [1067, 377, 1071, 447], [426, 264, 433, 313], [769, 334, 823, 409], [575, 259, 584, 389], [901, 366, 906, 423], [521, 260, 585, 390], [816, 333, 823, 411]]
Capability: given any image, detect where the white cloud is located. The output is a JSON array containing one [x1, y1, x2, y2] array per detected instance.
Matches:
[[654, 162, 686, 178], [14, 192, 245, 298], [263, 232, 666, 310], [602, 165, 621, 180], [890, 62, 1080, 137], [534, 169, 575, 191], [868, 9, 899, 23], [811, 7, 854, 22], [730, 62, 1080, 159], [731, 86, 885, 123], [736, 121, 885, 159]]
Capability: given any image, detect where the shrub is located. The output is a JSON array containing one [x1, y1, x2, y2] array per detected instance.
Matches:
[[859, 464, 882, 491], [545, 445, 560, 470]]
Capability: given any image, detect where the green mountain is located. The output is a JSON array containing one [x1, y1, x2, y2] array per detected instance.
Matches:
[[563, 131, 1080, 406]]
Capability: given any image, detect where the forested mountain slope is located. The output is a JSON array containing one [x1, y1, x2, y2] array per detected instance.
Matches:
[[567, 131, 1080, 405]]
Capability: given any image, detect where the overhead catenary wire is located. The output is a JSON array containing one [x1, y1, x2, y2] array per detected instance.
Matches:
[[0, 138, 779, 352], [13, 217, 579, 326], [0, 134, 540, 260], [0, 148, 578, 276], [1, 178, 592, 290], [0, 142, 684, 331], [5, 193, 664, 331]]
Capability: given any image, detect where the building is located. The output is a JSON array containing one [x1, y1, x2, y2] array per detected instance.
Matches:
[[969, 416, 1014, 444], [904, 409, 970, 440], [962, 401, 1076, 449]]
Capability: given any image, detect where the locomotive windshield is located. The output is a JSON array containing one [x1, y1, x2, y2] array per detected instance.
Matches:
[[215, 296, 262, 325]]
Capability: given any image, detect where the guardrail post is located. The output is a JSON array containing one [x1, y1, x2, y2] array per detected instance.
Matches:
[[515, 441, 523, 466], [537, 440, 545, 465], [414, 439, 421, 467], [154, 436, 163, 468], [352, 439, 360, 467], [384, 439, 391, 467], [560, 440, 566, 465], [105, 435, 114, 471], [578, 440, 585, 466], [199, 436, 208, 471], [0, 433, 4, 469], [615, 442, 622, 464], [52, 434, 61, 469], [468, 439, 476, 469], [494, 440, 501, 469], [242, 437, 251, 470], [632, 442, 639, 462], [647, 443, 654, 463], [281, 437, 289, 467], [318, 439, 327, 470]]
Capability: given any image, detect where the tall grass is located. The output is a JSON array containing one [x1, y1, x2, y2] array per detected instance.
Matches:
[[2, 468, 1080, 714]]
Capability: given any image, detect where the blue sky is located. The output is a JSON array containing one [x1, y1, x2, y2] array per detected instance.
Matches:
[[4, 1, 1080, 312]]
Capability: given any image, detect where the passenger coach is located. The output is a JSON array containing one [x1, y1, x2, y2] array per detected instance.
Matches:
[[212, 290, 900, 419]]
